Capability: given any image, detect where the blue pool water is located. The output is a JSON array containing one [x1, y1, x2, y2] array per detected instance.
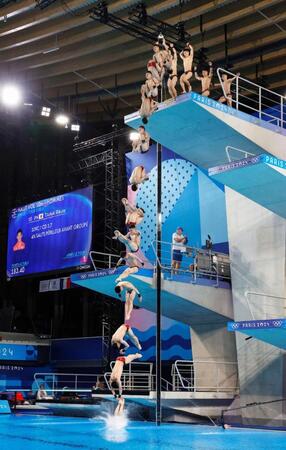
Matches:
[[0, 415, 285, 450]]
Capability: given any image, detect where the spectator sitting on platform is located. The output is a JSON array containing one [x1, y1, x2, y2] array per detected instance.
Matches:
[[15, 391, 25, 405], [172, 227, 187, 273], [91, 378, 105, 396], [26, 389, 36, 405], [36, 384, 53, 400]]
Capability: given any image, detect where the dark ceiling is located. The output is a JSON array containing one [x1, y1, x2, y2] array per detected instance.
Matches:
[[0, 0, 286, 123]]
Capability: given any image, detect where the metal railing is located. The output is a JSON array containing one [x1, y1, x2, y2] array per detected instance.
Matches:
[[34, 372, 106, 395], [245, 291, 286, 321], [89, 250, 121, 270], [225, 145, 255, 163], [173, 360, 239, 393], [104, 371, 154, 392], [104, 372, 173, 393], [217, 68, 286, 129], [151, 240, 231, 286]]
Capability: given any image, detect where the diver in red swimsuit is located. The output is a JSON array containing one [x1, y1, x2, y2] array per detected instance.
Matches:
[[111, 323, 142, 354], [110, 353, 142, 398]]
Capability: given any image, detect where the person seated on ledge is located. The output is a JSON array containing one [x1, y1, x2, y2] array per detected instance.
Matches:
[[36, 384, 53, 401], [110, 353, 142, 398], [91, 378, 105, 396]]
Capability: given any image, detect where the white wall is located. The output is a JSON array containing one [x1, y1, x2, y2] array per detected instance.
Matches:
[[226, 187, 286, 426]]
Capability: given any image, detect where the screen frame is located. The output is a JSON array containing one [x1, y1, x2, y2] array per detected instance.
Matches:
[[6, 185, 94, 280]]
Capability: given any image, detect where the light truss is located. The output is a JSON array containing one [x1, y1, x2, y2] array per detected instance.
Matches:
[[89, 1, 192, 51], [0, 0, 17, 8], [73, 127, 128, 153], [35, 0, 58, 10]]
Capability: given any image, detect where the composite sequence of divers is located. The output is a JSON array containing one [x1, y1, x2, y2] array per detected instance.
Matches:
[[108, 34, 239, 417]]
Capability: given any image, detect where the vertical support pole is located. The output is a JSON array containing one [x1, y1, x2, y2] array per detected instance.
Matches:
[[258, 86, 262, 120], [156, 139, 162, 425], [236, 74, 239, 110], [280, 96, 283, 128]]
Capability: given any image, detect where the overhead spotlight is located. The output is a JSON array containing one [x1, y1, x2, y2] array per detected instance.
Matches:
[[71, 123, 80, 132], [41, 106, 51, 117], [129, 131, 140, 141], [55, 113, 69, 126], [1, 84, 22, 107]]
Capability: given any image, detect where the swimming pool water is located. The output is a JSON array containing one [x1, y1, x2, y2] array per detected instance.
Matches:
[[0, 414, 285, 450]]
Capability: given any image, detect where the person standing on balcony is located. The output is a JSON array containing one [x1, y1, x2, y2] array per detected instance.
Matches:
[[172, 227, 187, 273]]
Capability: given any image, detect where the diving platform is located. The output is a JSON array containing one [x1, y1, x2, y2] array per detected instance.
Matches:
[[71, 267, 233, 326], [228, 319, 286, 350], [124, 92, 286, 169], [38, 392, 234, 422], [209, 154, 286, 218]]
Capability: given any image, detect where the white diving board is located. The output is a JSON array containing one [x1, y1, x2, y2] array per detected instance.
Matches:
[[228, 318, 286, 350], [124, 92, 286, 169], [209, 154, 286, 218], [71, 267, 233, 326]]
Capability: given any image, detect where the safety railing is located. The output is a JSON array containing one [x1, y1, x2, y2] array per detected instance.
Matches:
[[225, 145, 255, 163], [104, 372, 173, 393], [173, 360, 239, 393], [104, 371, 153, 392], [151, 240, 231, 286], [34, 372, 106, 395], [89, 250, 121, 270], [245, 291, 286, 321], [217, 68, 286, 129]]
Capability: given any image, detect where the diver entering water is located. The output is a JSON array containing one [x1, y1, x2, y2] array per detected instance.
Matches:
[[110, 353, 143, 398]]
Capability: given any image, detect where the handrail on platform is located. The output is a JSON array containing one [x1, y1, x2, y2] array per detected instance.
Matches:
[[245, 291, 286, 321], [151, 239, 231, 286], [225, 145, 255, 163], [173, 359, 239, 393], [89, 250, 121, 270], [34, 372, 105, 394], [217, 68, 285, 129]]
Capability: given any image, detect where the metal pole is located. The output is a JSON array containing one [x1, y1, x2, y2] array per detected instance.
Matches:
[[156, 138, 162, 425]]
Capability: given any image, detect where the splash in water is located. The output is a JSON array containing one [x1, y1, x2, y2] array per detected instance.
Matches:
[[96, 402, 129, 443]]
